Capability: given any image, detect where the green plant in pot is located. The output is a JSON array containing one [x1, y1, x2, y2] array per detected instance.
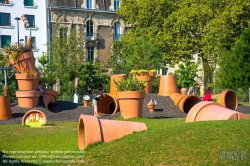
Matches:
[[114, 75, 147, 119], [0, 42, 35, 73]]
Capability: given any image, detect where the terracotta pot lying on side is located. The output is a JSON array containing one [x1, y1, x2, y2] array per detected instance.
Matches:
[[186, 101, 249, 122], [158, 75, 178, 96], [97, 94, 119, 115], [78, 115, 147, 150], [170, 93, 200, 113], [211, 90, 238, 110], [43, 89, 57, 112]]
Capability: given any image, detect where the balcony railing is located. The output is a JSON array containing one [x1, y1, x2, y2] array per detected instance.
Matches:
[[85, 33, 97, 41]]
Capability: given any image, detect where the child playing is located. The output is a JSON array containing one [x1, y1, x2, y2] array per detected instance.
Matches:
[[92, 93, 107, 117]]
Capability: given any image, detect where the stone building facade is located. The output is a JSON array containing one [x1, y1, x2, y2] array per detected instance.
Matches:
[[48, 0, 131, 63]]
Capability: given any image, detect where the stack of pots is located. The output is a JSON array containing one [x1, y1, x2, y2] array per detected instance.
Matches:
[[14, 52, 41, 108]]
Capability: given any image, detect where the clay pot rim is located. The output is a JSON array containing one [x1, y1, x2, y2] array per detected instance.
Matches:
[[22, 110, 47, 126]]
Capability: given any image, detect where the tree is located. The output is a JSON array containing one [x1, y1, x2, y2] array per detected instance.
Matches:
[[108, 28, 166, 74], [78, 62, 110, 95], [37, 52, 57, 88], [215, 26, 250, 89], [173, 59, 201, 89], [118, 0, 250, 84], [49, 24, 86, 81]]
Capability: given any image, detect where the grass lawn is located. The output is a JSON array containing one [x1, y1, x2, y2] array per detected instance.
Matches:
[[0, 117, 250, 166]]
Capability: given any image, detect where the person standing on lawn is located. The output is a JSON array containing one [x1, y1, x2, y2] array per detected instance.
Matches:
[[92, 93, 107, 117]]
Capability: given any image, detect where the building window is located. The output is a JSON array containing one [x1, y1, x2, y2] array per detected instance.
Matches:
[[24, 0, 34, 6], [114, 0, 120, 10], [0, 35, 11, 48], [24, 15, 35, 28], [0, 0, 9, 3], [87, 0, 92, 9], [114, 22, 121, 40], [0, 12, 10, 26], [162, 68, 168, 75], [25, 36, 36, 49], [87, 47, 94, 61], [86, 21, 94, 40]]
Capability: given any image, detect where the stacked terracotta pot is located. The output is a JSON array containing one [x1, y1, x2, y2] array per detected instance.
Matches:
[[14, 52, 41, 108]]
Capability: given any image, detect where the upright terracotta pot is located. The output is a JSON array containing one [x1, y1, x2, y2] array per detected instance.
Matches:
[[97, 94, 119, 115], [211, 90, 238, 110], [186, 101, 249, 122], [10, 52, 36, 73], [116, 91, 145, 119], [78, 115, 147, 150], [0, 96, 13, 120], [137, 76, 154, 94], [158, 75, 178, 96], [170, 93, 200, 113], [43, 89, 57, 112], [16, 90, 40, 108], [83, 100, 89, 107], [109, 74, 127, 96], [15, 73, 40, 90]]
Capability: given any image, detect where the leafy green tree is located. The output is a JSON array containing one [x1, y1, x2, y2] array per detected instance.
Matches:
[[215, 26, 250, 89], [37, 52, 57, 87], [108, 28, 165, 74], [173, 59, 201, 89], [118, 0, 250, 84], [78, 62, 110, 94], [49, 24, 85, 82]]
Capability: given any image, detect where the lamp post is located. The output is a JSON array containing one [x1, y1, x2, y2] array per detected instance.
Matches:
[[14, 17, 21, 44]]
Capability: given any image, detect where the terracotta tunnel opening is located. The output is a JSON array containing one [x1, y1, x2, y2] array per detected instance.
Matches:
[[225, 91, 238, 110], [78, 118, 86, 150], [97, 94, 119, 115], [183, 96, 200, 114], [47, 102, 55, 112]]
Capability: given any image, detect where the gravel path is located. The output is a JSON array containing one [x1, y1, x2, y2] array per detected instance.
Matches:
[[1, 93, 250, 125]]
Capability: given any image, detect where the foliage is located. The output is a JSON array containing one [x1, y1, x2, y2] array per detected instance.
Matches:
[[152, 76, 160, 93], [215, 26, 250, 89], [37, 52, 57, 87], [118, 0, 250, 84], [77, 62, 110, 95], [108, 28, 166, 75], [173, 59, 201, 89], [0, 42, 32, 67], [114, 75, 146, 91], [48, 23, 85, 94]]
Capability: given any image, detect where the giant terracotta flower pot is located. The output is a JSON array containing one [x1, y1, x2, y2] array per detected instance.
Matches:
[[16, 90, 40, 108], [109, 74, 127, 96], [137, 76, 154, 94], [97, 94, 119, 115], [10, 52, 36, 73], [170, 93, 200, 113], [211, 90, 238, 110], [0, 96, 13, 120], [43, 89, 57, 112], [78, 115, 147, 150], [116, 91, 145, 119], [15, 73, 40, 90], [186, 101, 249, 122], [158, 75, 178, 96]]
